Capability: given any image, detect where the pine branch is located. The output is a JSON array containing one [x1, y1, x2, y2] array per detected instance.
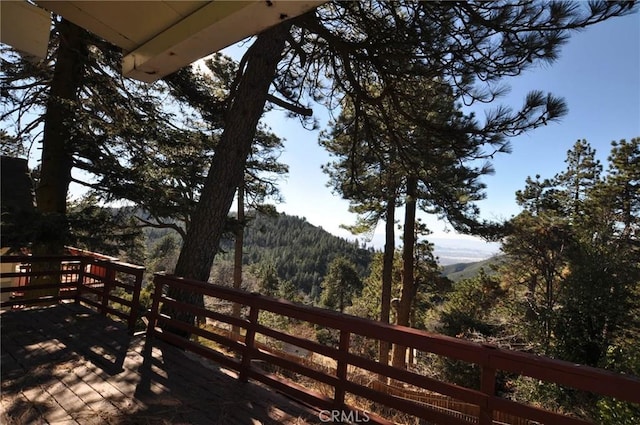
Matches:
[[134, 215, 187, 239], [266, 94, 312, 116]]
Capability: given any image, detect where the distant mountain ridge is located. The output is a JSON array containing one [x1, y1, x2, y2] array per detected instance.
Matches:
[[440, 256, 504, 282], [430, 237, 501, 265]]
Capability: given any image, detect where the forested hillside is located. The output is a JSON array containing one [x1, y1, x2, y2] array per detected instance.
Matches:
[[222, 212, 374, 295], [145, 211, 375, 298]]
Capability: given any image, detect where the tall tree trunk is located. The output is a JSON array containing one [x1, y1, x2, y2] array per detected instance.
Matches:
[[378, 190, 396, 368], [232, 181, 245, 335], [35, 18, 87, 238], [31, 18, 87, 300], [392, 176, 417, 369], [165, 22, 291, 332]]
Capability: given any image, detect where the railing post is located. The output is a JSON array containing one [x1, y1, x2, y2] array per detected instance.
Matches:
[[147, 274, 165, 337], [335, 329, 351, 409], [100, 261, 115, 316], [240, 297, 259, 383], [127, 268, 144, 335], [75, 256, 86, 305], [479, 345, 497, 425]]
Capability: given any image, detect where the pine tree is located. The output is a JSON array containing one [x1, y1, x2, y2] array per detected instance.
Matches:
[[256, 263, 281, 298], [604, 138, 639, 240], [554, 139, 603, 218], [515, 175, 560, 215], [320, 257, 362, 313]]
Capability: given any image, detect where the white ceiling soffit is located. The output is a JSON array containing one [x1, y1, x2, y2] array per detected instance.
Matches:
[[37, 1, 325, 83], [0, 1, 51, 60]]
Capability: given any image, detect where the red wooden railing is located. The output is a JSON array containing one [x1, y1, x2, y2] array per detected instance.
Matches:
[[0, 254, 145, 333], [147, 273, 640, 425]]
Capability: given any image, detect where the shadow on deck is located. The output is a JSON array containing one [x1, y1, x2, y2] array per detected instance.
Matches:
[[0, 303, 320, 425]]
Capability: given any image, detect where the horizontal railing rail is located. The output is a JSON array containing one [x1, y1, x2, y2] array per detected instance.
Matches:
[[147, 274, 640, 425], [1, 254, 145, 333]]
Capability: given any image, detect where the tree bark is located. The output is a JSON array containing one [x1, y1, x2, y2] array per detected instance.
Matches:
[[35, 18, 87, 229], [392, 176, 418, 369], [31, 18, 87, 300], [378, 190, 396, 368], [165, 22, 292, 331], [232, 181, 245, 335]]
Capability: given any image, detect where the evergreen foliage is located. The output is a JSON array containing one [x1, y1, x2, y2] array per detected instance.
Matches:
[[497, 138, 640, 417], [438, 269, 505, 339], [221, 212, 374, 296], [320, 257, 362, 312], [348, 252, 403, 321], [436, 270, 506, 390], [66, 196, 145, 263]]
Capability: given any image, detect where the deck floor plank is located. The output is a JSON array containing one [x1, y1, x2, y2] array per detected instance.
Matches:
[[1, 303, 321, 424]]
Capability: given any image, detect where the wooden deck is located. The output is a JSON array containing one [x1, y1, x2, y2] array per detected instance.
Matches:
[[0, 303, 321, 425]]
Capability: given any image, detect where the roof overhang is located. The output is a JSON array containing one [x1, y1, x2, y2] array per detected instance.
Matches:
[[0, 1, 51, 60], [1, 1, 325, 82]]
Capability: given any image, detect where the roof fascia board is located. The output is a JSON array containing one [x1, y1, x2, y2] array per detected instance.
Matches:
[[36, 0, 138, 51], [123, 0, 324, 82], [1, 1, 51, 59]]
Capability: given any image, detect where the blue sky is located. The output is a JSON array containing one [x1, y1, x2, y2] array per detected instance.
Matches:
[[246, 9, 639, 260]]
